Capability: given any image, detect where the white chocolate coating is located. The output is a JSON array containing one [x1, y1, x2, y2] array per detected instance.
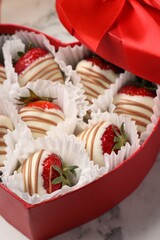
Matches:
[[76, 60, 118, 103], [19, 149, 52, 196], [78, 121, 111, 166], [0, 115, 14, 167], [19, 106, 65, 138], [0, 65, 6, 85], [113, 93, 154, 133], [18, 53, 64, 87]]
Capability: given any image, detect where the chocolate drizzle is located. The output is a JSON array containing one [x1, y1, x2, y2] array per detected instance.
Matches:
[[0, 66, 6, 85], [79, 121, 105, 165], [22, 149, 44, 195], [18, 54, 64, 86], [19, 106, 65, 138], [114, 96, 154, 132], [0, 124, 12, 166], [77, 65, 116, 102]]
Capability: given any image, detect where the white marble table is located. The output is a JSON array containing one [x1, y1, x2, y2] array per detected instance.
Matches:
[[1, 1, 160, 239]]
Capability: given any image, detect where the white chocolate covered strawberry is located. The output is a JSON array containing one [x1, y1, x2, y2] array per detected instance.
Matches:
[[75, 56, 122, 103], [17, 89, 65, 138], [113, 80, 156, 133], [14, 47, 64, 87], [0, 115, 14, 167], [78, 121, 128, 166], [18, 149, 78, 196]]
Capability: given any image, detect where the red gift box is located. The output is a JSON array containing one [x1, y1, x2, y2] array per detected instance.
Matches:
[[0, 2, 160, 238], [56, 0, 160, 85]]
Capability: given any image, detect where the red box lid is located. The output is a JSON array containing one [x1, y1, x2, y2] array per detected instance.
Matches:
[[56, 0, 160, 84]]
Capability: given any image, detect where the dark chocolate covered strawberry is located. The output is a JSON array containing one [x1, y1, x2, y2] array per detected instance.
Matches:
[[18, 149, 78, 196], [78, 121, 128, 166], [75, 55, 123, 104], [14, 47, 64, 87], [113, 78, 157, 133], [17, 89, 65, 138]]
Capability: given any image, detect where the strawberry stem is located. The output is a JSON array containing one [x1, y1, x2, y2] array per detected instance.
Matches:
[[13, 43, 34, 64], [52, 164, 79, 187], [16, 88, 56, 105], [112, 123, 128, 152]]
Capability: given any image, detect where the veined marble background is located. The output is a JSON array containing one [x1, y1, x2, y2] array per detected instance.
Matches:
[[1, 0, 76, 43], [1, 0, 160, 240]]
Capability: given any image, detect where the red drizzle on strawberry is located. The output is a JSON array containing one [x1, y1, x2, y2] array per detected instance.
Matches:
[[14, 48, 48, 74]]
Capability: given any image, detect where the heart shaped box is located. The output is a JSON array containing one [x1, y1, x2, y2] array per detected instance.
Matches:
[[0, 20, 160, 240]]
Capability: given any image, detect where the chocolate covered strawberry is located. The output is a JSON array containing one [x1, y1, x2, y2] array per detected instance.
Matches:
[[14, 47, 64, 87], [75, 55, 123, 104], [17, 89, 65, 138], [113, 78, 157, 133], [18, 149, 78, 196], [0, 115, 14, 167], [78, 121, 128, 166], [0, 64, 6, 85]]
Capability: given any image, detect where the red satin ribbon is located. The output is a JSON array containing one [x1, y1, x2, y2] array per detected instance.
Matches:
[[56, 0, 160, 84]]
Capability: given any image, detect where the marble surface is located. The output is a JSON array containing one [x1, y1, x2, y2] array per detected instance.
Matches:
[[1, 0, 160, 239]]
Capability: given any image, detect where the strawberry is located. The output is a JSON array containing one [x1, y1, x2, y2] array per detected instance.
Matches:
[[17, 89, 65, 139], [19, 149, 78, 195], [87, 55, 123, 73], [101, 123, 127, 155], [42, 152, 78, 193], [119, 77, 157, 97], [119, 84, 156, 97], [26, 101, 61, 110], [13, 46, 64, 87], [113, 78, 157, 134], [75, 55, 123, 105], [78, 121, 128, 166], [14, 48, 48, 74]]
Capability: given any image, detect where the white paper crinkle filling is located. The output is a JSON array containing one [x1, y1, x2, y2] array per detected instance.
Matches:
[[2, 123, 33, 177], [90, 71, 133, 114], [56, 44, 91, 124], [13, 30, 56, 55], [0, 98, 32, 175], [0, 34, 11, 63], [3, 134, 106, 204], [0, 98, 20, 125], [2, 38, 25, 84], [55, 44, 90, 77]]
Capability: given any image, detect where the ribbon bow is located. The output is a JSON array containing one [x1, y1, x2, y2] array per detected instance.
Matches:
[[57, 0, 160, 84]]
